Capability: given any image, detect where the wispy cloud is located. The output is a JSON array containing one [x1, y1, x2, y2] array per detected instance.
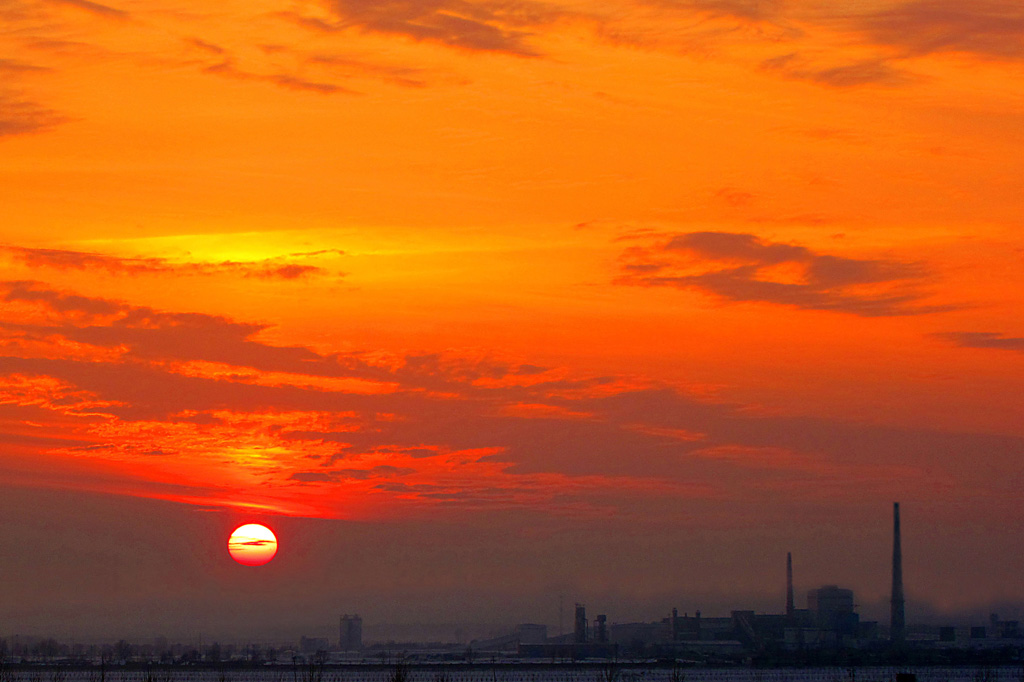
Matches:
[[308, 54, 428, 88], [291, 0, 544, 56], [859, 0, 1024, 61], [203, 61, 356, 95], [616, 231, 949, 316], [935, 331, 1024, 352], [0, 280, 1018, 520], [2, 279, 123, 316], [0, 59, 51, 74], [0, 94, 66, 138], [184, 37, 226, 55], [761, 53, 914, 88], [290, 465, 415, 483], [46, 0, 129, 20], [2, 245, 335, 279], [679, 0, 783, 22]]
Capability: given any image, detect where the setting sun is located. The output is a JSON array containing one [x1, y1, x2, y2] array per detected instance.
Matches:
[[227, 524, 278, 567]]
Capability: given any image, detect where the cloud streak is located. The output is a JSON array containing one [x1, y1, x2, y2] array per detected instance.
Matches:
[[203, 61, 357, 95], [308, 54, 429, 88], [47, 0, 129, 20], [2, 245, 335, 279], [0, 280, 1018, 523], [616, 231, 949, 316], [294, 0, 544, 56], [0, 59, 51, 74], [679, 0, 783, 22], [859, 0, 1024, 62], [0, 94, 66, 138], [761, 53, 914, 88], [936, 331, 1024, 352]]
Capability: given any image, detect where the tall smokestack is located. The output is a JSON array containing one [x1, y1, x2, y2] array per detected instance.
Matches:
[[786, 552, 795, 619], [890, 502, 905, 643]]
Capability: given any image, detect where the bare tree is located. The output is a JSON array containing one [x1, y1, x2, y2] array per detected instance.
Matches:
[[0, 645, 11, 682], [599, 656, 621, 682], [388, 658, 409, 682], [302, 650, 328, 682], [669, 662, 685, 682]]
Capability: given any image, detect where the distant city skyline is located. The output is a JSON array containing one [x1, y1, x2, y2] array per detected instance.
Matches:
[[2, 498, 1021, 644]]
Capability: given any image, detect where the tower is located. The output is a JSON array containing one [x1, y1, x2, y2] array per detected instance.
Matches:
[[574, 604, 588, 643], [786, 552, 795, 620], [890, 502, 905, 643], [340, 614, 363, 651]]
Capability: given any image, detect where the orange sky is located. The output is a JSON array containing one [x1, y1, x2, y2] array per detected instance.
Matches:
[[2, 0, 1024, 636]]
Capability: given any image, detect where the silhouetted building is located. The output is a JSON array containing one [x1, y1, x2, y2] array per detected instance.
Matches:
[[340, 614, 362, 651], [930, 621, 1024, 649], [574, 604, 588, 644], [731, 611, 758, 648], [610, 621, 664, 646], [891, 502, 906, 643], [808, 585, 859, 637], [808, 585, 853, 617], [990, 613, 1020, 638], [300, 637, 329, 654], [471, 632, 520, 652], [520, 609, 616, 659], [515, 624, 547, 645], [666, 609, 705, 641]]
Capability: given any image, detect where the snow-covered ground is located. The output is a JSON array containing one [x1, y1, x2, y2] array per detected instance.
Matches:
[[5, 667, 1022, 682]]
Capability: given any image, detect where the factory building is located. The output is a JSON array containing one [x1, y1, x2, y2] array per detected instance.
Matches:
[[515, 623, 548, 645], [339, 614, 362, 651], [807, 585, 858, 634]]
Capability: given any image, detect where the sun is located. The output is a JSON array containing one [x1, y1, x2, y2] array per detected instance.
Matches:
[[228, 523, 278, 566]]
